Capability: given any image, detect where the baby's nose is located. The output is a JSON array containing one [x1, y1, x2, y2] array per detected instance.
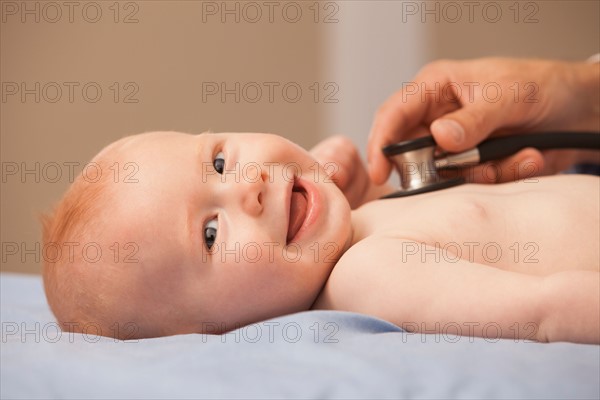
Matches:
[[240, 168, 267, 216]]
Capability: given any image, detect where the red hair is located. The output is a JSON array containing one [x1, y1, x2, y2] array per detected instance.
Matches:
[[41, 160, 118, 337]]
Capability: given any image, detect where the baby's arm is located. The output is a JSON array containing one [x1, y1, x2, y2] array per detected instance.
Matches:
[[317, 237, 600, 343]]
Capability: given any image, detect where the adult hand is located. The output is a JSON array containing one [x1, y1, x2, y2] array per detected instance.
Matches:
[[367, 58, 600, 185]]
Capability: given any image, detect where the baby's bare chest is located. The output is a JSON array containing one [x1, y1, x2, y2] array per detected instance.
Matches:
[[352, 179, 599, 274]]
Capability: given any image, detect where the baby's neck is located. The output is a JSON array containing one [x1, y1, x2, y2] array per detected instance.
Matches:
[[348, 210, 365, 248]]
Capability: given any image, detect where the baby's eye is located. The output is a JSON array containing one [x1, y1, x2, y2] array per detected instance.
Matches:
[[213, 152, 225, 174], [203, 218, 218, 250]]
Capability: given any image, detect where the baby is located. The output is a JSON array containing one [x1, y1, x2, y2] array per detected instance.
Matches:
[[41, 131, 600, 343]]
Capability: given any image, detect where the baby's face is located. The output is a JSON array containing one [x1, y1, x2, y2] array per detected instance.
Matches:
[[98, 132, 352, 335]]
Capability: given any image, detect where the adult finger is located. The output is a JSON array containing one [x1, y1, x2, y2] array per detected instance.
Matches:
[[494, 148, 545, 183], [457, 148, 545, 183], [430, 101, 509, 153], [367, 83, 433, 184]]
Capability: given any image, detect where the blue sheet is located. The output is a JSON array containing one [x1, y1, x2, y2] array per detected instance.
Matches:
[[2, 272, 599, 399]]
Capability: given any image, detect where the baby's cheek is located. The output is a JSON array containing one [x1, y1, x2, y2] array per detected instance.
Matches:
[[242, 243, 262, 262]]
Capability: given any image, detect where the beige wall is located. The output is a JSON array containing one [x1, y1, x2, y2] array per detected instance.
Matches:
[[430, 0, 599, 59], [2, 1, 599, 274]]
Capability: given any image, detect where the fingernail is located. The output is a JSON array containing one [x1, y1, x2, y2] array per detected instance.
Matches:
[[436, 119, 465, 144]]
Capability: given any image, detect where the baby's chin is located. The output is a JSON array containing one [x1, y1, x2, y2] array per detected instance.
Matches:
[[319, 181, 353, 254]]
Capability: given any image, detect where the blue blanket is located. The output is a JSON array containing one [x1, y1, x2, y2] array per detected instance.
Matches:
[[2, 273, 599, 399]]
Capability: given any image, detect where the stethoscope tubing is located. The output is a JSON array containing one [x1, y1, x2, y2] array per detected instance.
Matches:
[[441, 132, 600, 168], [478, 132, 600, 164]]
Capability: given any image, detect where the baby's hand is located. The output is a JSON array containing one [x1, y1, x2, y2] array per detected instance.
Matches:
[[310, 135, 370, 209]]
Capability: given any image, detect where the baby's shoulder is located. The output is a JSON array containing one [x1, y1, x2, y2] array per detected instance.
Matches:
[[333, 233, 412, 275], [314, 233, 430, 311]]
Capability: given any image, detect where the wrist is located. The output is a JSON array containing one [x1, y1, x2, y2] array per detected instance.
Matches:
[[571, 62, 600, 131], [572, 62, 600, 165]]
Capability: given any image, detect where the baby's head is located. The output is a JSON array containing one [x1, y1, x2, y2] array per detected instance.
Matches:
[[42, 132, 352, 339]]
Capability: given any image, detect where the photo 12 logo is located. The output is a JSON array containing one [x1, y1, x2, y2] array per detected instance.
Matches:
[[201, 81, 339, 104], [400, 241, 540, 264], [1, 241, 140, 264], [1, 1, 140, 24], [400, 1, 540, 24], [201, 160, 338, 185], [2, 321, 140, 343], [200, 1, 339, 24], [1, 82, 140, 104], [201, 320, 340, 344], [400, 81, 539, 104], [200, 240, 340, 265], [400, 321, 540, 343], [2, 161, 140, 184]]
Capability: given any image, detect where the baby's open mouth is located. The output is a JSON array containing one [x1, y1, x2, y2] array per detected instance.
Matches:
[[287, 179, 308, 244]]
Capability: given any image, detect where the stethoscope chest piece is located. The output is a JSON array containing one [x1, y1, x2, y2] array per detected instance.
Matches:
[[382, 136, 464, 199], [381, 131, 600, 199]]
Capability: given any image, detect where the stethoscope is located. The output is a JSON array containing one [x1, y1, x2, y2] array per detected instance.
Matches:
[[382, 132, 600, 198]]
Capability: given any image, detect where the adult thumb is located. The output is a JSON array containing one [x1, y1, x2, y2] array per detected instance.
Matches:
[[430, 104, 504, 152]]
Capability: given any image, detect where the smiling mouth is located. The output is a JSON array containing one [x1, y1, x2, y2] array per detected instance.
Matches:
[[287, 181, 308, 244]]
